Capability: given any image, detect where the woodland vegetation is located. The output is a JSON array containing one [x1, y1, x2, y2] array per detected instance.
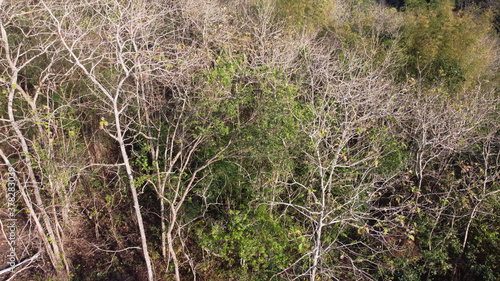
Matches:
[[1, 0, 499, 280]]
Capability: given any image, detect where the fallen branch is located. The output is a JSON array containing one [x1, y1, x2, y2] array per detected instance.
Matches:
[[0, 253, 41, 275]]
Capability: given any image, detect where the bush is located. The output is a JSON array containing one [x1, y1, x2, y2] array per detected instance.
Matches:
[[402, 0, 496, 88]]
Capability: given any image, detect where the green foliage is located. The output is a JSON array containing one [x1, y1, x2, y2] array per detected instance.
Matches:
[[275, 0, 335, 31], [199, 209, 295, 279], [465, 217, 500, 281], [402, 0, 496, 88], [3, 0, 500, 280]]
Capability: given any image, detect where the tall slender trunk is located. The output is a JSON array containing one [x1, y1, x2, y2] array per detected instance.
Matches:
[[4, 76, 67, 279], [161, 193, 167, 259], [167, 204, 181, 281], [0, 19, 68, 277], [311, 221, 323, 281], [114, 102, 154, 281]]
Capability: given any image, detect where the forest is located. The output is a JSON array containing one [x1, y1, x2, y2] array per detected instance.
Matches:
[[0, 0, 499, 280]]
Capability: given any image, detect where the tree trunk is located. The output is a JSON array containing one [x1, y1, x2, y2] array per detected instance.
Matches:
[[114, 103, 154, 281]]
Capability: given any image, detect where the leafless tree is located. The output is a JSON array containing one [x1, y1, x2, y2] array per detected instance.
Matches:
[[37, 1, 235, 280], [0, 0, 80, 278], [398, 83, 499, 257], [38, 1, 167, 279], [269, 37, 406, 280]]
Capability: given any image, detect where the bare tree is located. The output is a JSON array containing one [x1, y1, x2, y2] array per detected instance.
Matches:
[[270, 39, 405, 280], [38, 1, 235, 280], [396, 83, 500, 265], [39, 1, 165, 279], [0, 1, 79, 278]]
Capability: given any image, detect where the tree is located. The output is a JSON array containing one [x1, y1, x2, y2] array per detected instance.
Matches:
[[40, 1, 237, 280], [40, 1, 165, 279], [0, 1, 79, 278], [272, 40, 406, 280]]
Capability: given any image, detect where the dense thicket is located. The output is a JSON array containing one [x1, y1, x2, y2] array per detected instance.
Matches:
[[0, 0, 499, 280]]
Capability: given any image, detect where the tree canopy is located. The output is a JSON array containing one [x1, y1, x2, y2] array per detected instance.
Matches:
[[0, 0, 499, 280]]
